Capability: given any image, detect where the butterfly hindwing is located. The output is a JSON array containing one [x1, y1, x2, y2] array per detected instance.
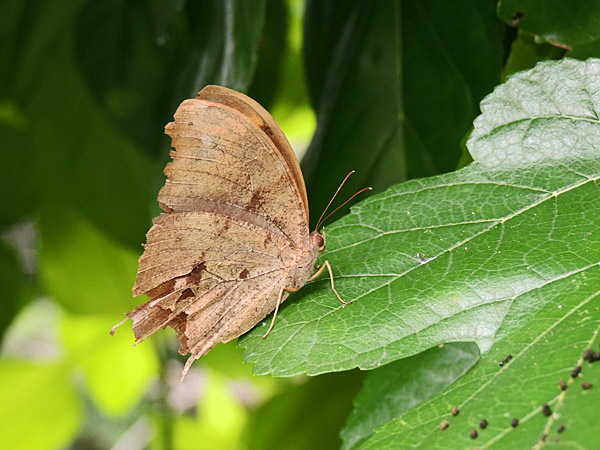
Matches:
[[130, 211, 291, 375]]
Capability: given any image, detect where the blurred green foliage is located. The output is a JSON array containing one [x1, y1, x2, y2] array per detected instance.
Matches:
[[1, 0, 599, 449]]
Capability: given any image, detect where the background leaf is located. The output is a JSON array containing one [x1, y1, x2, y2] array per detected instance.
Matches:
[[61, 315, 159, 417], [301, 0, 505, 226], [76, 0, 268, 158], [0, 361, 83, 450], [247, 0, 289, 109], [25, 39, 152, 247], [39, 206, 140, 314], [173, 370, 248, 450], [0, 122, 37, 227]]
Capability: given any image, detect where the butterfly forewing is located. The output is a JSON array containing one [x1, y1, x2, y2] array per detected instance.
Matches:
[[159, 93, 308, 242], [196, 86, 309, 218]]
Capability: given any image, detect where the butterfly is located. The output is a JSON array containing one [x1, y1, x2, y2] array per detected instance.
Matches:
[[115, 85, 367, 379]]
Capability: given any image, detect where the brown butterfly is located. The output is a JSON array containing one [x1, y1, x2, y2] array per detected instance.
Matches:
[[114, 85, 368, 379]]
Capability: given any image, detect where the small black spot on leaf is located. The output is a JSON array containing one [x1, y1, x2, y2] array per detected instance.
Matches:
[[582, 348, 600, 362], [542, 404, 551, 417]]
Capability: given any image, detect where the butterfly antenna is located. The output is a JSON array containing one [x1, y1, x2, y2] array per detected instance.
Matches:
[[315, 187, 372, 231], [314, 171, 372, 231], [314, 171, 355, 231]]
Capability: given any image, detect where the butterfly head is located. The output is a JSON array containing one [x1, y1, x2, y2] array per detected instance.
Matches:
[[311, 230, 326, 252]]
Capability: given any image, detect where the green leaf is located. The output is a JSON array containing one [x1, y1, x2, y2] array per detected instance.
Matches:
[[61, 314, 159, 417], [2, 0, 155, 247], [39, 206, 140, 314], [241, 155, 600, 376], [301, 0, 505, 226], [240, 58, 600, 380], [29, 36, 153, 247], [469, 58, 600, 167], [0, 360, 83, 450], [75, 0, 174, 157], [340, 343, 480, 450], [175, 0, 267, 95], [244, 370, 364, 450], [498, 0, 600, 54]]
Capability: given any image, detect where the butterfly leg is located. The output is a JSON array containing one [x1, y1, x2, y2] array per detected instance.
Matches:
[[310, 260, 352, 306], [263, 286, 299, 339]]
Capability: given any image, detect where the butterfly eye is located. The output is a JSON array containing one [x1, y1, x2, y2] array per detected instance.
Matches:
[[312, 232, 325, 250]]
